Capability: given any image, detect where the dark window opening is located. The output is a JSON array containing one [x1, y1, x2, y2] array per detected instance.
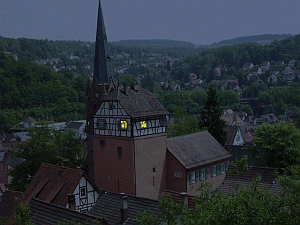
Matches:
[[118, 147, 123, 159], [153, 167, 156, 173], [100, 140, 106, 147]]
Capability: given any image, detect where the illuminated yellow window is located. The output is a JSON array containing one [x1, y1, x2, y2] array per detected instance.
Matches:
[[140, 121, 147, 128], [121, 120, 128, 130]]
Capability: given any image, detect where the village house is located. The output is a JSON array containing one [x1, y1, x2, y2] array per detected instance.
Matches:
[[166, 131, 231, 195], [21, 163, 100, 213], [268, 74, 278, 83], [242, 63, 254, 71], [261, 61, 270, 71]]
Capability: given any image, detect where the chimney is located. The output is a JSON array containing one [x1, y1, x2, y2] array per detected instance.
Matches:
[[130, 83, 138, 91], [123, 84, 128, 96], [180, 192, 188, 208], [120, 193, 128, 222], [68, 194, 76, 210]]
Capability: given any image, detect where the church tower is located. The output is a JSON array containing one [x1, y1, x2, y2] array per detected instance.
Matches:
[[86, 1, 169, 200]]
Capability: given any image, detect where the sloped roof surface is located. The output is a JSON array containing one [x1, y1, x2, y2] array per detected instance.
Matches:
[[167, 131, 232, 169], [30, 198, 105, 225], [219, 165, 280, 195], [22, 163, 83, 207], [102, 85, 169, 118], [161, 190, 196, 209], [65, 121, 85, 129], [88, 190, 160, 225], [0, 190, 23, 218]]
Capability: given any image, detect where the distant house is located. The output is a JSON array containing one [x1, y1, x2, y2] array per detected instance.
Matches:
[[252, 66, 262, 75], [288, 59, 296, 67], [257, 114, 279, 124], [243, 63, 254, 71], [166, 131, 232, 195], [21, 163, 99, 213], [283, 67, 293, 75], [268, 74, 278, 83], [65, 120, 87, 140], [275, 61, 285, 67], [225, 126, 245, 146], [221, 110, 245, 126], [261, 61, 270, 71], [11, 117, 36, 142]]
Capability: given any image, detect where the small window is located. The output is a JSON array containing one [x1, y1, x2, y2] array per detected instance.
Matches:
[[109, 103, 114, 110], [221, 163, 225, 173], [98, 119, 106, 129], [199, 169, 206, 180], [118, 147, 122, 159], [120, 120, 128, 130], [80, 187, 86, 198], [189, 172, 195, 184], [153, 167, 156, 173], [211, 166, 216, 177], [174, 172, 181, 178], [140, 121, 147, 128]]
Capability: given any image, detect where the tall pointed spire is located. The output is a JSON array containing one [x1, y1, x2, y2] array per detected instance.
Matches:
[[94, 0, 110, 84]]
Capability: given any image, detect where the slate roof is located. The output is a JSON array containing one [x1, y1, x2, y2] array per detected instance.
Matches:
[[22, 163, 84, 206], [88, 190, 160, 225], [29, 198, 107, 225], [0, 190, 23, 218], [102, 85, 169, 118], [167, 131, 232, 169], [65, 121, 85, 129], [218, 165, 280, 195]]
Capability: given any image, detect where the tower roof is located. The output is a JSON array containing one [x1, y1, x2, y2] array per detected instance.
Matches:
[[94, 0, 110, 84]]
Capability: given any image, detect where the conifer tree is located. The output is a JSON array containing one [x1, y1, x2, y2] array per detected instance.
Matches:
[[200, 85, 227, 146]]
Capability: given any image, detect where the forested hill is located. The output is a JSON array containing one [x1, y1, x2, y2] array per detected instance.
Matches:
[[112, 39, 197, 48], [0, 49, 87, 132], [209, 34, 293, 47]]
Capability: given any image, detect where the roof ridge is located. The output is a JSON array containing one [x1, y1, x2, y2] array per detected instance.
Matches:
[[41, 163, 84, 174]]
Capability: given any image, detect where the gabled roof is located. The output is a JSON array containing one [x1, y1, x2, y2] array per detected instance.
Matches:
[[218, 165, 279, 195], [22, 163, 84, 207], [88, 190, 160, 225], [225, 125, 239, 145], [102, 85, 169, 118], [167, 131, 232, 169], [29, 198, 106, 225], [0, 190, 23, 218]]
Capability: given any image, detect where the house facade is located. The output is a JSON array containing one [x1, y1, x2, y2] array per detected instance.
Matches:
[[166, 131, 231, 195]]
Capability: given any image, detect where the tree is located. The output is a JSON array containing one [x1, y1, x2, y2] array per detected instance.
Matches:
[[167, 106, 199, 137], [200, 85, 227, 146], [251, 123, 300, 170], [12, 198, 33, 225], [8, 126, 85, 191]]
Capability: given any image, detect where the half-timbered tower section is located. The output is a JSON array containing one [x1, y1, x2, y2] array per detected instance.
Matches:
[[87, 83, 169, 199]]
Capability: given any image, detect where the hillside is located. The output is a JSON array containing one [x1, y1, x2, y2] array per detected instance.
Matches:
[[208, 34, 293, 47], [112, 39, 197, 48]]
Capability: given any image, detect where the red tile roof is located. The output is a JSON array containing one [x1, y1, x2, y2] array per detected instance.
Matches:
[[22, 163, 84, 207]]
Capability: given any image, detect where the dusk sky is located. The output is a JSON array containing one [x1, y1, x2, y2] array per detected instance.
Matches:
[[1, 0, 300, 45]]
